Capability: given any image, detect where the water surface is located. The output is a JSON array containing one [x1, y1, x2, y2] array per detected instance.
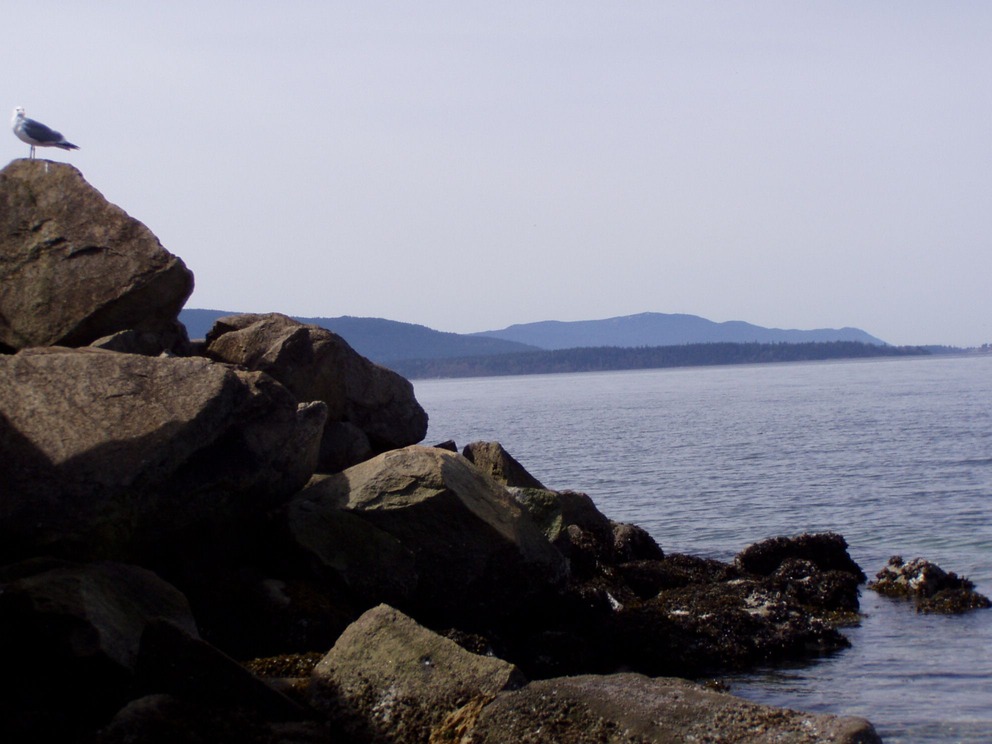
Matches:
[[415, 355, 992, 743]]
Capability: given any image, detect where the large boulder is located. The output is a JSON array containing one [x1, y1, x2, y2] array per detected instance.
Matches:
[[441, 673, 881, 744], [309, 604, 524, 743], [292, 446, 568, 626], [0, 346, 326, 564], [0, 559, 199, 741], [0, 160, 193, 353], [204, 313, 428, 471]]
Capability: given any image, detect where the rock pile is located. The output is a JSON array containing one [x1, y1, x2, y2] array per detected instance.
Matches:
[[0, 160, 881, 742]]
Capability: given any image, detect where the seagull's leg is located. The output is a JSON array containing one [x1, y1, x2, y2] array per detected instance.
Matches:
[[29, 146, 35, 160]]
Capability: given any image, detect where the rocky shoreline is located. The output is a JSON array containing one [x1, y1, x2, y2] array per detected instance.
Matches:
[[2, 159, 986, 742]]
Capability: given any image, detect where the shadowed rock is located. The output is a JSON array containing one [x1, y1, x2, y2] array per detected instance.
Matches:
[[0, 559, 199, 741], [0, 347, 325, 563], [294, 446, 567, 626], [0, 160, 193, 352], [203, 313, 428, 471], [442, 673, 882, 744]]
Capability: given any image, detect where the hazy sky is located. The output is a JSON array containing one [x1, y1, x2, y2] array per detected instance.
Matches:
[[6, 3, 991, 346]]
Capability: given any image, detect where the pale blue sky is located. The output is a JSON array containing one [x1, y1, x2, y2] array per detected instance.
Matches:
[[6, 2, 991, 346]]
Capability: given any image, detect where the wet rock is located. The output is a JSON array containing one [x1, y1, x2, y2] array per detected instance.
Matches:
[[735, 532, 866, 581], [770, 558, 863, 614], [612, 521, 665, 563], [204, 312, 428, 471], [439, 673, 882, 744], [0, 160, 193, 353], [868, 556, 991, 613], [609, 577, 850, 677]]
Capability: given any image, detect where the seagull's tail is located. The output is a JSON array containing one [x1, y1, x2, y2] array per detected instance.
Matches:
[[55, 141, 79, 151]]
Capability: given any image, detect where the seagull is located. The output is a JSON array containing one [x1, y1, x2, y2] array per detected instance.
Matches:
[[11, 106, 79, 160]]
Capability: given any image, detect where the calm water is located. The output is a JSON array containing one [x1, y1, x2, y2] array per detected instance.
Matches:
[[414, 355, 992, 743]]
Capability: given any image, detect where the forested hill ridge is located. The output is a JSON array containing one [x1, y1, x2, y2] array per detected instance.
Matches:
[[472, 311, 887, 348], [390, 342, 930, 379], [181, 309, 888, 364]]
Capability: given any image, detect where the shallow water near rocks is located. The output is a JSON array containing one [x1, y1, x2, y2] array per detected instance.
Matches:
[[415, 354, 992, 744]]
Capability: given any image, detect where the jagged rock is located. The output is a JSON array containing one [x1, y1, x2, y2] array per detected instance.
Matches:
[[513, 485, 662, 580], [0, 347, 325, 563], [309, 604, 525, 743], [0, 559, 199, 741], [0, 160, 193, 353], [294, 446, 568, 626], [734, 532, 866, 581], [203, 312, 428, 471], [462, 440, 546, 488], [439, 673, 881, 744], [868, 556, 991, 613]]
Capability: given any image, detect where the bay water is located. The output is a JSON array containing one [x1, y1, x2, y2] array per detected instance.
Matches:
[[413, 354, 992, 743]]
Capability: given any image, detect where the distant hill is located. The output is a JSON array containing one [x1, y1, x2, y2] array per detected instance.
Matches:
[[471, 312, 887, 349], [179, 309, 538, 363], [180, 309, 890, 374]]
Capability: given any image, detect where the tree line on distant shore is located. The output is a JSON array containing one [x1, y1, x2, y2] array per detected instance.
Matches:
[[390, 341, 930, 379]]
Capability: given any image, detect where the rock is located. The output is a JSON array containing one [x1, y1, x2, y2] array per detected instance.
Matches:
[[0, 160, 193, 353], [90, 324, 191, 357], [294, 446, 568, 626], [203, 312, 428, 471], [136, 618, 305, 721], [735, 532, 866, 582], [868, 556, 991, 613], [512, 485, 634, 581], [0, 347, 325, 563], [462, 440, 546, 488], [0, 559, 199, 741], [309, 604, 525, 743], [440, 673, 881, 744], [609, 576, 850, 677], [286, 495, 419, 608], [612, 521, 665, 563], [96, 695, 273, 744], [513, 484, 664, 582]]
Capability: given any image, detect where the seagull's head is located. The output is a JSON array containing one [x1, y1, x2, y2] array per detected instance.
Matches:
[[12, 106, 25, 121]]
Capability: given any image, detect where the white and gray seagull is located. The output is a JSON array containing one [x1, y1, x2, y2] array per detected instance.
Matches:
[[11, 106, 79, 159]]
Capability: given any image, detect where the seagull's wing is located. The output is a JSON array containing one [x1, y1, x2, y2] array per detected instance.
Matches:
[[21, 117, 65, 144]]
